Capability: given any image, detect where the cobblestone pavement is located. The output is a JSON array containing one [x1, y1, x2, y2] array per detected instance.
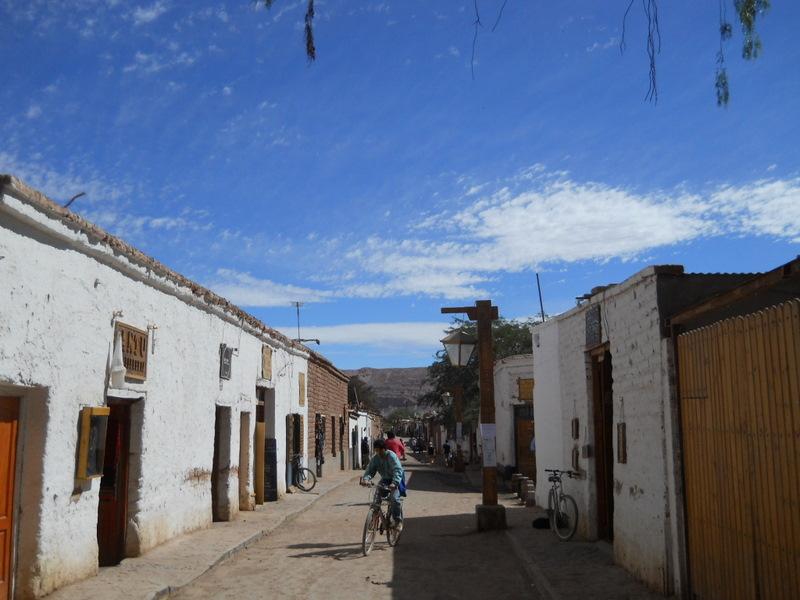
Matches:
[[174, 456, 540, 600]]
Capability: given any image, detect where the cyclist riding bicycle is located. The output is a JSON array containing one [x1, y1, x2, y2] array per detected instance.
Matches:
[[360, 438, 405, 532]]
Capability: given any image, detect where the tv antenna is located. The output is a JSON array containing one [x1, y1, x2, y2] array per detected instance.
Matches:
[[291, 301, 320, 345]]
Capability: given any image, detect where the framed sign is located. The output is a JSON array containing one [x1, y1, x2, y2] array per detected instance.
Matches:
[[116, 322, 148, 381], [220, 344, 233, 380], [261, 345, 273, 380], [298, 372, 306, 406], [77, 406, 110, 480]]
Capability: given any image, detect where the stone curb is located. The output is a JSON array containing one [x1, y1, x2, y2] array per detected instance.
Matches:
[[150, 473, 361, 600], [505, 528, 561, 600]]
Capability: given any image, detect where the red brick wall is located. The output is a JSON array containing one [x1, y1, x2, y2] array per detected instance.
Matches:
[[307, 356, 349, 460]]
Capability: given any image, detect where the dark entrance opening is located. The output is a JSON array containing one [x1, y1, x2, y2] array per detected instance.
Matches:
[[513, 404, 536, 484], [591, 347, 614, 541], [97, 402, 131, 566], [212, 406, 232, 522]]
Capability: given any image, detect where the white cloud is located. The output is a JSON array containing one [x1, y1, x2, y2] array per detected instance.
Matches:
[[222, 86, 232, 96], [277, 322, 449, 349], [586, 37, 619, 53], [339, 171, 800, 297], [132, 1, 168, 25], [207, 269, 333, 307], [0, 151, 130, 204], [123, 49, 197, 73], [26, 105, 42, 119], [448, 46, 460, 58]]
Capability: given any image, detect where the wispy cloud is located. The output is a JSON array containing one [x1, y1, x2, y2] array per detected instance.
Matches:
[[207, 268, 333, 307], [276, 322, 449, 349], [132, 1, 168, 26], [586, 36, 619, 53], [123, 49, 198, 73]]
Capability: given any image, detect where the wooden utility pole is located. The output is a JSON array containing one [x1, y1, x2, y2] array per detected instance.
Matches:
[[441, 300, 506, 530]]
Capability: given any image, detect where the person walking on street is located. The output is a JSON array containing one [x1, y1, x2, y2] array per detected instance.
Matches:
[[359, 439, 405, 531], [360, 436, 370, 468], [385, 430, 406, 460]]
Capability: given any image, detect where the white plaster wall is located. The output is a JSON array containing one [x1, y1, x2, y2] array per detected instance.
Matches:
[[538, 269, 676, 593], [0, 194, 308, 597], [492, 355, 533, 469], [532, 320, 565, 508]]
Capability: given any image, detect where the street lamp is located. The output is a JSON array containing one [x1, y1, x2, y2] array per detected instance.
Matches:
[[440, 330, 476, 367], [441, 300, 505, 531]]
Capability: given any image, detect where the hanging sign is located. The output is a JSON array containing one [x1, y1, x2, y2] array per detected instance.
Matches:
[[115, 322, 148, 381], [220, 344, 234, 380]]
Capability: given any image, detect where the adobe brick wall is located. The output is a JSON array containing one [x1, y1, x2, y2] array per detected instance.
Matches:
[[307, 353, 349, 463]]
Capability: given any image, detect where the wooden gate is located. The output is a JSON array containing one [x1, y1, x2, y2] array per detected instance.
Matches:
[[677, 299, 800, 600]]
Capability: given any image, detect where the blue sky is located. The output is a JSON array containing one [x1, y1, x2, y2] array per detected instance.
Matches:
[[2, 1, 799, 368]]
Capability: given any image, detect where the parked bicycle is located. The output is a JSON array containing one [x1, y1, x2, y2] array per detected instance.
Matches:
[[360, 481, 402, 555], [544, 468, 578, 541], [292, 454, 317, 492]]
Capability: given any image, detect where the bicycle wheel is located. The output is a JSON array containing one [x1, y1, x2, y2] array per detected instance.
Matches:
[[295, 468, 317, 492], [553, 494, 579, 541], [547, 488, 557, 530], [386, 515, 402, 546], [362, 508, 379, 555]]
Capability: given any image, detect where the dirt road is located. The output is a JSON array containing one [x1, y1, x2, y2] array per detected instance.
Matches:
[[174, 456, 540, 599]]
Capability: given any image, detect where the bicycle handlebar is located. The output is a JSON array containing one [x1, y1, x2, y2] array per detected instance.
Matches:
[[545, 468, 576, 478]]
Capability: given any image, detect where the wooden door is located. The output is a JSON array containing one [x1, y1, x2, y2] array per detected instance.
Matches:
[[0, 398, 19, 600], [591, 349, 614, 541], [97, 403, 130, 567], [677, 300, 800, 600], [514, 405, 536, 481]]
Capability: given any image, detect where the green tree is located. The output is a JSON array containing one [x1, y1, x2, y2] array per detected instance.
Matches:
[[348, 375, 378, 412], [418, 318, 534, 430], [386, 407, 417, 431]]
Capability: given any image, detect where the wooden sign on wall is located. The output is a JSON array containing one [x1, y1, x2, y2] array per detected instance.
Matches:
[[261, 345, 273, 380], [298, 372, 306, 406], [517, 378, 534, 404], [116, 322, 148, 381]]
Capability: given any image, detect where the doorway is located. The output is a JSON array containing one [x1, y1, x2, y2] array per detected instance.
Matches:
[[238, 412, 250, 511], [514, 404, 536, 483], [591, 347, 614, 541], [212, 406, 232, 522], [0, 397, 19, 600], [97, 402, 131, 566]]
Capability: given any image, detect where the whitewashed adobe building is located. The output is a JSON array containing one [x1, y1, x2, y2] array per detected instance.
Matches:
[[0, 175, 310, 598], [492, 354, 534, 480], [531, 265, 753, 595]]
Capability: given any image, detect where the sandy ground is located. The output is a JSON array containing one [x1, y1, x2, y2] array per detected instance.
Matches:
[[174, 456, 540, 600]]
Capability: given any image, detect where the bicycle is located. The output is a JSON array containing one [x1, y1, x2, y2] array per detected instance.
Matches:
[[291, 454, 317, 492], [360, 480, 402, 555], [544, 468, 579, 541]]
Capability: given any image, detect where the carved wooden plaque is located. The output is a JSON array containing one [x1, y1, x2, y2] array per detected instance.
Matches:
[[116, 322, 148, 381]]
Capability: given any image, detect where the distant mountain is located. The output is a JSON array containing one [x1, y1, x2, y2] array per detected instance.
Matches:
[[344, 367, 432, 416]]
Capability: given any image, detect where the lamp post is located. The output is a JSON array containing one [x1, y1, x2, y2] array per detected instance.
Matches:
[[441, 300, 506, 531]]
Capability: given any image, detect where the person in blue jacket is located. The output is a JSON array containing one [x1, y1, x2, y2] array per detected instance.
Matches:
[[360, 438, 405, 530]]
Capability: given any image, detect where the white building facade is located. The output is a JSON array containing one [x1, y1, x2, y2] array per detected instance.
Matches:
[[531, 265, 753, 595], [0, 176, 310, 598], [492, 355, 534, 479]]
